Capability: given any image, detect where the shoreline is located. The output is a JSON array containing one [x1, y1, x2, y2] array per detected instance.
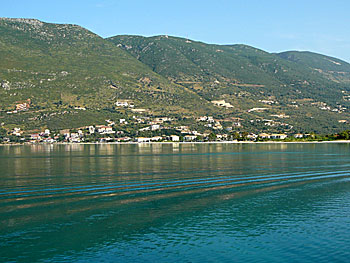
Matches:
[[1, 140, 350, 146]]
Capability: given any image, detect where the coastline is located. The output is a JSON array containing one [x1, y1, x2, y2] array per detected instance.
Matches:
[[1, 140, 350, 146]]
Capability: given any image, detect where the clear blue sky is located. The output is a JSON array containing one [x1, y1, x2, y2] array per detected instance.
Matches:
[[2, 0, 350, 62]]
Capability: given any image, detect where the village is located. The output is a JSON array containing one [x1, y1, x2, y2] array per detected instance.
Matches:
[[1, 123, 303, 144], [1, 117, 308, 145], [0, 99, 322, 144]]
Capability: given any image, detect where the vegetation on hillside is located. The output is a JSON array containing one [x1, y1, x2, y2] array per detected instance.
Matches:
[[109, 35, 350, 133], [1, 18, 350, 134]]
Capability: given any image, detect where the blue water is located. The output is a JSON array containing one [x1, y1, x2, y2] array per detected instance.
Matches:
[[1, 143, 350, 262]]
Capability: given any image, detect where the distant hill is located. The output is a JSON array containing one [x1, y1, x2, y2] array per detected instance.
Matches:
[[277, 51, 350, 83], [109, 35, 350, 133], [1, 18, 350, 134], [109, 35, 350, 104], [0, 18, 215, 130]]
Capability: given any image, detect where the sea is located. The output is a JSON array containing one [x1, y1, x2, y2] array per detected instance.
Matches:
[[1, 143, 350, 262]]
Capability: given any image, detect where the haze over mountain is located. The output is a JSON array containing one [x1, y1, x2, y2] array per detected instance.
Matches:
[[1, 18, 350, 133]]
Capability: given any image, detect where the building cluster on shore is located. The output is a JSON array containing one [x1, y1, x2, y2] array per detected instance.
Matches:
[[0, 115, 313, 144], [2, 97, 345, 144]]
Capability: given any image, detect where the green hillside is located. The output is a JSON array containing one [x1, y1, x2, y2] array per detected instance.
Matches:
[[0, 18, 215, 130], [277, 51, 350, 83], [1, 18, 350, 134], [109, 35, 349, 104], [109, 35, 350, 133]]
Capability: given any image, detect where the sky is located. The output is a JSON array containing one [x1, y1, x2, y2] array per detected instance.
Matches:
[[2, 0, 350, 62]]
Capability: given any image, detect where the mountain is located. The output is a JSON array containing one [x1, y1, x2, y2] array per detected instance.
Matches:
[[108, 35, 350, 103], [277, 51, 350, 83], [0, 18, 215, 130], [108, 35, 350, 133], [1, 18, 350, 134]]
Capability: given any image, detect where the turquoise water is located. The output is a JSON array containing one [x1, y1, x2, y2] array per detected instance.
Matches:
[[1, 143, 350, 262]]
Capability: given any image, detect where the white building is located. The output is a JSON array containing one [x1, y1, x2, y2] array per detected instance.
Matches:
[[170, 135, 180, 142], [247, 134, 258, 140], [139, 127, 151, 131], [69, 133, 81, 143], [184, 135, 197, 141], [97, 126, 115, 134], [259, 133, 271, 139], [151, 136, 163, 141], [89, 126, 95, 134], [115, 101, 129, 107], [207, 116, 215, 123], [136, 137, 151, 143], [12, 128, 21, 136], [115, 101, 134, 108], [197, 116, 208, 121], [270, 134, 288, 140], [151, 124, 160, 131]]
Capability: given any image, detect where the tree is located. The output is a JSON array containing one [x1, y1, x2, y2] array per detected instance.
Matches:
[[338, 130, 350, 140], [0, 128, 7, 142], [208, 132, 216, 141], [0, 128, 7, 137]]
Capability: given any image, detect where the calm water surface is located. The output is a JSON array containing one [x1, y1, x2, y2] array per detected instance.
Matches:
[[1, 143, 350, 262]]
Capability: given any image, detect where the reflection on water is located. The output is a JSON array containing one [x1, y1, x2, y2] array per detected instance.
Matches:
[[1, 143, 350, 262]]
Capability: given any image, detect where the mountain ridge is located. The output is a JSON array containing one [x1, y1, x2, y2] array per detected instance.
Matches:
[[1, 18, 350, 134], [108, 34, 350, 104]]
